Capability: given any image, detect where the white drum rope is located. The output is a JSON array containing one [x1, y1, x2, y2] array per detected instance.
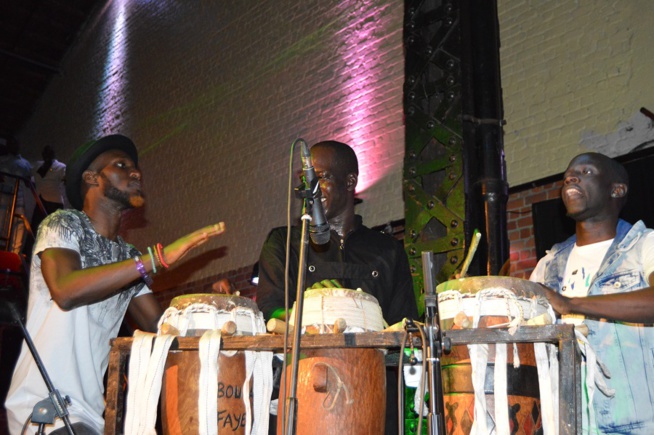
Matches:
[[199, 329, 222, 435], [125, 331, 176, 435]]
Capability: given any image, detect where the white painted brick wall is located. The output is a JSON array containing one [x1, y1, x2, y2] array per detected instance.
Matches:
[[499, 0, 654, 186], [19, 0, 406, 289]]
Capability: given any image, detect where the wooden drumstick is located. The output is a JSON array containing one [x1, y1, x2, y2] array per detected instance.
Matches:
[[221, 320, 237, 336], [333, 318, 347, 333], [159, 323, 181, 336], [267, 318, 293, 334]]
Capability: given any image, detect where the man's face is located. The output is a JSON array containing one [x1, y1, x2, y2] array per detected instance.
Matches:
[[310, 146, 352, 220], [92, 150, 144, 209], [561, 154, 615, 222]]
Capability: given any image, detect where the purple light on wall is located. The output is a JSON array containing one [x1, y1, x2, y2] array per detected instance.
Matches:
[[94, 0, 128, 136], [336, 1, 397, 195]]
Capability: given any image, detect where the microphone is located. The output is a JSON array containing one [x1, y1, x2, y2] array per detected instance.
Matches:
[[300, 140, 331, 245]]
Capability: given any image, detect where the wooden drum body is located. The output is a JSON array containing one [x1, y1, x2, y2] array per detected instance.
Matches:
[[279, 288, 387, 435], [158, 294, 267, 435], [437, 278, 554, 435]]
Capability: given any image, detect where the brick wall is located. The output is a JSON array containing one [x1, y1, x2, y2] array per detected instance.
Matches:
[[507, 181, 564, 279]]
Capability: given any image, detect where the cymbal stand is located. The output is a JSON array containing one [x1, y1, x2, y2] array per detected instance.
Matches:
[[8, 303, 76, 435], [421, 251, 448, 435]]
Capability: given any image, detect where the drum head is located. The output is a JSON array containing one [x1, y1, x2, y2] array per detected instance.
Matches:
[[437, 276, 548, 300], [169, 293, 259, 312]]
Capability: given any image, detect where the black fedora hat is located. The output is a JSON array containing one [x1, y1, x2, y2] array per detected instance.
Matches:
[[65, 134, 138, 210]]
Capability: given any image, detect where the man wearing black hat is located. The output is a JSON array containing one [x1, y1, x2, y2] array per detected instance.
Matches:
[[5, 134, 225, 434]]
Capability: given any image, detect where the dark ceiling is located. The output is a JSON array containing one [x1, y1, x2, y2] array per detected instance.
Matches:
[[0, 0, 101, 139]]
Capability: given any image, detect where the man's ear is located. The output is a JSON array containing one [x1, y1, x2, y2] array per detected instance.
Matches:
[[611, 183, 627, 198], [82, 169, 99, 187], [346, 173, 358, 191]]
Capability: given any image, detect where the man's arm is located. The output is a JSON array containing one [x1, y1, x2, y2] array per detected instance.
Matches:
[[128, 293, 164, 333], [256, 228, 291, 320], [542, 273, 654, 323], [41, 222, 226, 310]]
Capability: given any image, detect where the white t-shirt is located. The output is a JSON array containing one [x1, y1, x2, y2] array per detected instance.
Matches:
[[5, 210, 150, 434], [560, 239, 613, 325], [32, 159, 66, 204]]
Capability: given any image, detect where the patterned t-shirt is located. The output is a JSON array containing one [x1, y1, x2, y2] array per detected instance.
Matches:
[[5, 209, 150, 434]]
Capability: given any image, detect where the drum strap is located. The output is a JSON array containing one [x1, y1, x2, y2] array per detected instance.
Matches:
[[244, 350, 274, 435], [125, 331, 176, 435], [198, 330, 274, 435], [494, 343, 510, 434], [534, 342, 558, 435], [468, 343, 490, 435], [199, 329, 222, 435]]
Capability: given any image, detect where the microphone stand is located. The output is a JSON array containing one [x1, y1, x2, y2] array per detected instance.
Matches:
[[421, 251, 447, 435], [8, 303, 76, 435], [283, 185, 313, 435]]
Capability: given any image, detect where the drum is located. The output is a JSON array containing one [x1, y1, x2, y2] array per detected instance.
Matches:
[[436, 277, 555, 435], [158, 294, 267, 435], [279, 288, 387, 435]]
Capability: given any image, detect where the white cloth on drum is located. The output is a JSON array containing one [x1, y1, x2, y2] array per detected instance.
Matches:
[[198, 329, 273, 435], [535, 342, 558, 435], [125, 331, 176, 435], [494, 343, 510, 434], [199, 329, 222, 435], [468, 343, 490, 435], [244, 350, 273, 435]]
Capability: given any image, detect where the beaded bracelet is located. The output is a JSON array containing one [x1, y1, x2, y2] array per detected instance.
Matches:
[[156, 243, 170, 269], [133, 256, 153, 286], [152, 245, 162, 269], [147, 246, 157, 274]]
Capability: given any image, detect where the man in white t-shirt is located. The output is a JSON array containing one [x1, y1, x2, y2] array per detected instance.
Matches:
[[532, 152, 654, 434], [5, 134, 226, 434]]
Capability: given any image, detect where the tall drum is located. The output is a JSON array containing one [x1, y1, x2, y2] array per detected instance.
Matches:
[[436, 277, 555, 435], [279, 288, 387, 435], [158, 294, 267, 434]]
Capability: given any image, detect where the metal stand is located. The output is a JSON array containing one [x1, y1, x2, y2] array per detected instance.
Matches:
[[7, 302, 76, 435], [282, 185, 315, 435], [421, 251, 448, 435]]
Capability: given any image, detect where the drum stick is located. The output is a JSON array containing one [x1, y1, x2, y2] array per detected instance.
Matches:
[[159, 323, 180, 336], [460, 229, 482, 277], [267, 318, 293, 334], [333, 318, 347, 333], [221, 320, 237, 336]]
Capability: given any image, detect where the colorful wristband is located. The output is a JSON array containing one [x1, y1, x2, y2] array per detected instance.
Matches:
[[134, 256, 153, 286], [156, 243, 170, 269]]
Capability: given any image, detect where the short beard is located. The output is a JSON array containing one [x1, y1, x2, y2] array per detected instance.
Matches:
[[101, 176, 144, 209]]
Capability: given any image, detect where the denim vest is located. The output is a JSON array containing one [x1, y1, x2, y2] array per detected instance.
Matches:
[[538, 219, 654, 433]]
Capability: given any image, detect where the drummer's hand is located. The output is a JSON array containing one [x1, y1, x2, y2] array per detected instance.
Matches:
[[162, 222, 226, 266], [212, 278, 237, 295], [536, 283, 570, 316], [310, 279, 344, 289]]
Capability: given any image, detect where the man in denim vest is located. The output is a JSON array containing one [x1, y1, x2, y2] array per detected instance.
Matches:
[[532, 152, 654, 434]]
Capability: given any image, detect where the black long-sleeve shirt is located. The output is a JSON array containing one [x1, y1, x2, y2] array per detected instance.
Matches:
[[256, 215, 418, 325]]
